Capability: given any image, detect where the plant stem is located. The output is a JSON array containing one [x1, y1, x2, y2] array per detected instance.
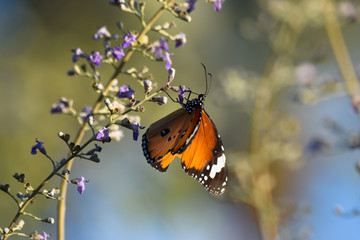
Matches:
[[322, 0, 359, 97], [56, 1, 175, 240]]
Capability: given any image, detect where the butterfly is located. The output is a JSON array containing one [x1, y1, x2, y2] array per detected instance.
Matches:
[[141, 70, 227, 195]]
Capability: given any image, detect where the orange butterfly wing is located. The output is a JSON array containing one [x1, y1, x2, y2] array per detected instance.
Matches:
[[142, 107, 201, 171], [179, 110, 227, 195]]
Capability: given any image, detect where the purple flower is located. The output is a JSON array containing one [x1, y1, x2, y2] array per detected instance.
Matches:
[[71, 48, 86, 63], [31, 139, 46, 155], [174, 33, 187, 48], [93, 26, 111, 40], [72, 177, 89, 194], [111, 46, 125, 60], [213, 0, 224, 12], [177, 85, 191, 103], [159, 38, 169, 51], [88, 51, 103, 67], [186, 0, 197, 13], [96, 127, 111, 143], [306, 137, 329, 154], [38, 231, 51, 240], [122, 32, 137, 49], [50, 97, 72, 114], [115, 118, 144, 141], [79, 106, 93, 122], [131, 123, 145, 141], [154, 46, 163, 59], [118, 85, 135, 99], [163, 52, 172, 70]]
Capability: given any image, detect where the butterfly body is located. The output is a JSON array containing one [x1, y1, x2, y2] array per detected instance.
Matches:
[[142, 94, 227, 195]]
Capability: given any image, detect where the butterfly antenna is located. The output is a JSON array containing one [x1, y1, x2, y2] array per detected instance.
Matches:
[[201, 63, 211, 97], [163, 90, 179, 104]]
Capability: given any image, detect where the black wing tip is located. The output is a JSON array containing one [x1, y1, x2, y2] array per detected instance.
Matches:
[[151, 161, 169, 172], [182, 163, 228, 195]]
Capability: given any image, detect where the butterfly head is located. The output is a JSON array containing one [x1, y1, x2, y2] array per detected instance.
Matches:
[[183, 93, 205, 114]]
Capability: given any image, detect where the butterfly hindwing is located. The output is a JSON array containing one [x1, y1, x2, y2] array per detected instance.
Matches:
[[180, 110, 227, 195], [150, 152, 181, 172]]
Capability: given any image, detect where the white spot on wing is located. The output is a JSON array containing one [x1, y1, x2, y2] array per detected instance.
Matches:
[[209, 153, 226, 179]]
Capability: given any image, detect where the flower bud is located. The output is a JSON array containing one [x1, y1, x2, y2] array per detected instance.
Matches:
[[16, 192, 24, 199], [143, 80, 153, 94], [104, 98, 115, 113], [13, 173, 25, 183], [62, 169, 70, 176], [136, 106, 145, 112], [31, 139, 47, 155], [168, 68, 176, 83], [88, 115, 94, 126], [42, 217, 55, 224], [89, 153, 100, 163], [92, 82, 104, 92], [13, 220, 25, 231], [151, 96, 168, 105]]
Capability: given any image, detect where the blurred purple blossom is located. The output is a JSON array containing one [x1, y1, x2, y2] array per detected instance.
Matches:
[[79, 106, 93, 122], [88, 51, 103, 66], [93, 26, 111, 40], [163, 52, 172, 70], [132, 122, 144, 141], [177, 85, 191, 103], [118, 85, 135, 99], [154, 46, 163, 59], [31, 139, 46, 155], [159, 37, 169, 51], [187, 0, 197, 13], [38, 231, 51, 240], [72, 177, 89, 194], [306, 137, 329, 155], [111, 46, 125, 60], [122, 32, 137, 48], [96, 127, 111, 142], [71, 48, 86, 63], [213, 0, 224, 12], [50, 97, 72, 114], [174, 33, 187, 48]]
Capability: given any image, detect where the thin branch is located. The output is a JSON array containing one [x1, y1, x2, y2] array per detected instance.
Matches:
[[323, 0, 359, 97]]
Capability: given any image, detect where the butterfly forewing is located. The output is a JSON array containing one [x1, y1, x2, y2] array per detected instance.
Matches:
[[142, 106, 202, 169]]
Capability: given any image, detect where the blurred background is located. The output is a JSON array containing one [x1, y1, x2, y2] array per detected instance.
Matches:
[[1, 0, 360, 239]]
